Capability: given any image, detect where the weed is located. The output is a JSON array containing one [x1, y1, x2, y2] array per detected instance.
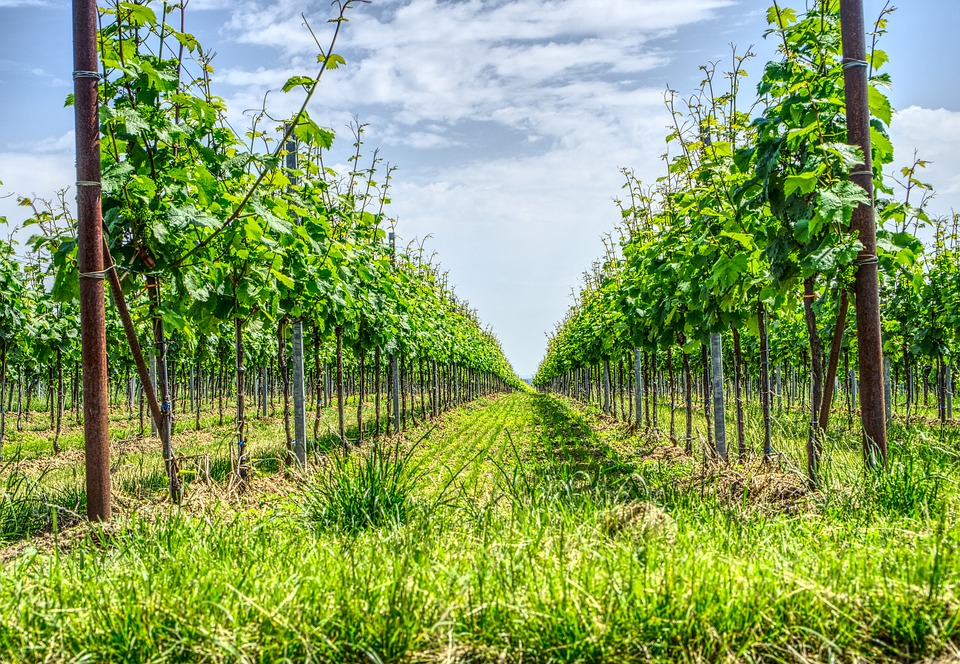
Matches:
[[1, 457, 82, 543], [303, 440, 420, 533], [859, 443, 948, 519]]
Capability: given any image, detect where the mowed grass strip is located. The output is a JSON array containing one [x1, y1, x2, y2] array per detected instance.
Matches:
[[409, 394, 531, 503]]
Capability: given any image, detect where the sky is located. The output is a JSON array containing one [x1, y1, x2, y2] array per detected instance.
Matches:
[[1, 0, 959, 377]]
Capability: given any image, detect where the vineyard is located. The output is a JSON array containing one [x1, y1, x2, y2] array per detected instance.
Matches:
[[534, 4, 959, 479], [0, 0, 959, 662]]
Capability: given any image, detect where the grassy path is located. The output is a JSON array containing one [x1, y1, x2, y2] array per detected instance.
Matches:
[[410, 393, 635, 506], [0, 392, 958, 663]]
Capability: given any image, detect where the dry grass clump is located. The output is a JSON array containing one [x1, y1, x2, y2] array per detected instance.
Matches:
[[599, 500, 676, 542], [0, 514, 115, 563], [683, 458, 809, 512], [412, 643, 516, 664], [641, 443, 693, 463], [926, 643, 960, 663], [7, 448, 86, 474]]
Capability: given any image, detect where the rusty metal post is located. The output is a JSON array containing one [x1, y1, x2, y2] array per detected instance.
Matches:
[[840, 0, 887, 465], [73, 0, 111, 520], [819, 289, 849, 433], [102, 243, 180, 502]]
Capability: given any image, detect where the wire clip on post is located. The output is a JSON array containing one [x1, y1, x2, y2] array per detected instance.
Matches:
[[79, 264, 117, 280], [842, 58, 868, 70]]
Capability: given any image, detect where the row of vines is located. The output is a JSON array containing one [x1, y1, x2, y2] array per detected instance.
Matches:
[[534, 1, 958, 482], [0, 0, 521, 515]]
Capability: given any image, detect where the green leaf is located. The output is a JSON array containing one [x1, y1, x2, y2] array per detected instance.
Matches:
[[869, 49, 889, 72], [320, 53, 347, 70], [168, 204, 220, 231], [173, 31, 201, 53], [282, 76, 315, 93], [766, 6, 796, 26], [116, 107, 150, 135], [138, 59, 179, 92], [710, 141, 733, 157], [870, 127, 894, 165], [119, 2, 157, 26], [709, 252, 749, 290], [272, 269, 294, 290], [784, 172, 818, 198], [293, 117, 335, 149], [824, 143, 863, 171], [183, 270, 210, 302], [195, 166, 218, 207], [719, 231, 755, 249], [101, 161, 134, 194], [252, 200, 292, 236], [814, 180, 868, 233], [152, 220, 169, 243], [242, 217, 263, 244], [161, 309, 187, 331], [868, 85, 893, 126]]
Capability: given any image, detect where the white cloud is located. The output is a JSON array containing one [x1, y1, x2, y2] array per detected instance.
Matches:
[[215, 0, 732, 134], [7, 129, 74, 154], [24, 66, 71, 87], [348, 0, 736, 48], [384, 90, 674, 374], [0, 151, 75, 239], [392, 130, 462, 149], [888, 105, 960, 216], [186, 0, 235, 9]]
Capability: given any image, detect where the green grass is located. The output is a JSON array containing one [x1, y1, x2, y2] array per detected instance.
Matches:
[[0, 393, 958, 662], [303, 438, 422, 533], [0, 459, 85, 544]]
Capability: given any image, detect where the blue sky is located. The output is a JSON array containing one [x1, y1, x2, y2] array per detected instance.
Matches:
[[2, 0, 959, 377]]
